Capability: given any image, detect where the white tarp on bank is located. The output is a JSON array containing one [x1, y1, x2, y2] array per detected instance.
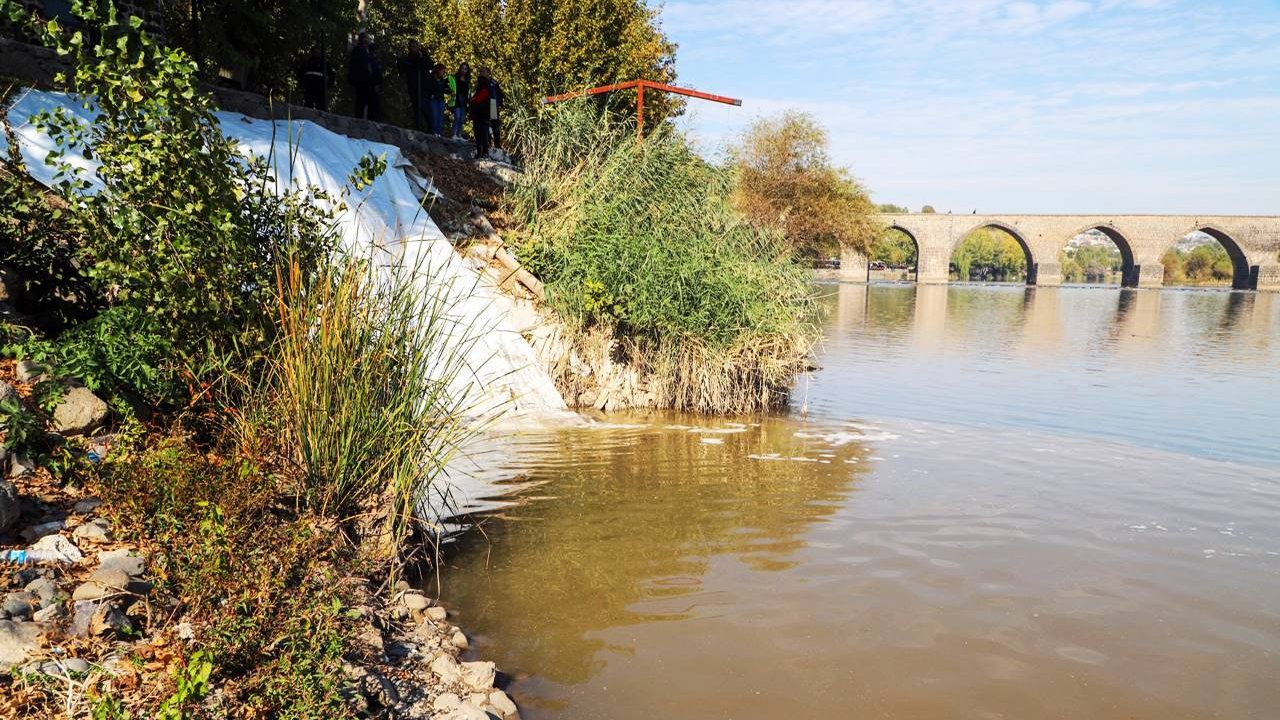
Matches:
[[5, 88, 568, 422]]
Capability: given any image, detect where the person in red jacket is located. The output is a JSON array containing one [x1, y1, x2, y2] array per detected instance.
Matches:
[[469, 67, 493, 159]]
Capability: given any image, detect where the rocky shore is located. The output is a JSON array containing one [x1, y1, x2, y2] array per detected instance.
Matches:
[[0, 450, 519, 718]]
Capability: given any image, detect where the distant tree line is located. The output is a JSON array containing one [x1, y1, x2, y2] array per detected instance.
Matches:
[[1162, 244, 1234, 285], [1060, 244, 1123, 283]]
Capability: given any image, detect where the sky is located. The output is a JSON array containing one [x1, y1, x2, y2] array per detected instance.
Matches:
[[657, 0, 1280, 215]]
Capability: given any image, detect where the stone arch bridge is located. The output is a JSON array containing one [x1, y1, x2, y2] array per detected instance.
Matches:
[[842, 214, 1280, 291]]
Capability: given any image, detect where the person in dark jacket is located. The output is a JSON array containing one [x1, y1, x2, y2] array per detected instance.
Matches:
[[298, 45, 335, 111], [469, 67, 493, 158], [427, 63, 450, 135], [449, 62, 471, 139], [487, 74, 505, 150], [396, 41, 432, 131], [348, 32, 382, 121]]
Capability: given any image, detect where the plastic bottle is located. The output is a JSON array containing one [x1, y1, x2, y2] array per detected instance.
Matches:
[[3, 549, 73, 564]]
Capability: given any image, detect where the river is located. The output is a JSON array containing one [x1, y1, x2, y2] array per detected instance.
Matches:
[[440, 283, 1280, 720]]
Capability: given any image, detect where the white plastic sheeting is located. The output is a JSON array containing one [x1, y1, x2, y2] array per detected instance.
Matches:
[[5, 88, 568, 422]]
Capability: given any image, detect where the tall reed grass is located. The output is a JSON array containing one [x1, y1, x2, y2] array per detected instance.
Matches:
[[254, 253, 483, 559], [506, 103, 817, 412]]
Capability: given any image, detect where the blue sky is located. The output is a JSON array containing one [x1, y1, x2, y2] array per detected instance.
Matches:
[[657, 0, 1280, 214]]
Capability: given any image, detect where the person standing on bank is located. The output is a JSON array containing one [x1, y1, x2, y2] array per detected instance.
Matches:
[[298, 44, 335, 111], [487, 72, 504, 150], [469, 67, 493, 158], [427, 63, 450, 135], [448, 62, 471, 139], [396, 41, 432, 132], [348, 32, 382, 121]]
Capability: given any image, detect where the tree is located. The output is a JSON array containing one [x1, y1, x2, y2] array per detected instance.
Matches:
[[950, 228, 1026, 281], [729, 112, 879, 257], [921, 205, 936, 214], [869, 229, 916, 267], [400, 0, 680, 121], [877, 203, 909, 213]]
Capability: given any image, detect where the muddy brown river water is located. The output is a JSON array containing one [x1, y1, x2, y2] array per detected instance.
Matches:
[[441, 283, 1280, 719]]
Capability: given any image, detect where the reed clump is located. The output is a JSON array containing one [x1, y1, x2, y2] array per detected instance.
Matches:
[[506, 103, 817, 412]]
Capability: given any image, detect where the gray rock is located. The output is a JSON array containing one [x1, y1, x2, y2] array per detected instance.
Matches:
[[430, 653, 462, 685], [72, 518, 112, 544], [401, 592, 430, 611], [32, 604, 63, 623], [25, 657, 91, 678], [0, 380, 14, 403], [460, 660, 495, 691], [20, 520, 65, 543], [451, 629, 469, 650], [0, 620, 43, 672], [96, 549, 145, 578], [2, 592, 36, 620], [72, 565, 148, 602], [360, 668, 400, 708], [89, 602, 133, 638], [488, 689, 518, 718], [8, 453, 34, 479], [426, 605, 448, 621], [15, 360, 45, 384], [438, 704, 490, 720], [69, 601, 97, 637], [0, 480, 19, 532], [25, 577, 58, 607], [433, 692, 462, 712], [52, 386, 109, 435], [73, 497, 102, 514]]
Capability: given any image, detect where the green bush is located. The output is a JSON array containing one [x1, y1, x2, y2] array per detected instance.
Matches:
[[508, 103, 812, 347], [1, 0, 337, 407]]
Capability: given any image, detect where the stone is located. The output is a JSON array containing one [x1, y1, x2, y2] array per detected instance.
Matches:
[[20, 520, 65, 543], [400, 592, 430, 611], [73, 567, 132, 601], [69, 601, 97, 637], [360, 668, 400, 708], [426, 605, 448, 621], [466, 692, 487, 708], [439, 704, 490, 720], [73, 497, 102, 514], [0, 266, 19, 304], [25, 577, 57, 607], [28, 533, 83, 563], [430, 653, 462, 684], [25, 657, 91, 678], [356, 623, 384, 655], [15, 360, 45, 383], [89, 602, 134, 637], [433, 692, 462, 712], [488, 689, 518, 718], [32, 604, 63, 623], [97, 549, 145, 578], [8, 453, 34, 479], [0, 480, 19, 532], [0, 620, 43, 672], [460, 660, 495, 691], [72, 518, 112, 543], [52, 386, 109, 435], [451, 629, 469, 650], [1, 592, 36, 620], [0, 380, 14, 403]]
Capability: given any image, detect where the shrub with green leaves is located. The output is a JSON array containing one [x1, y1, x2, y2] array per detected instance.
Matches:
[[1, 0, 337, 405], [508, 103, 813, 347]]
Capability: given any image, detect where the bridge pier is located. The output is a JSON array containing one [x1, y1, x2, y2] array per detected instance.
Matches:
[[917, 247, 950, 284], [839, 246, 869, 283], [1128, 263, 1165, 288], [1030, 261, 1062, 287], [1255, 265, 1280, 292]]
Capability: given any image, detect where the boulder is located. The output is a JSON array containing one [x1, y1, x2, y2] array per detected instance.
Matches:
[[0, 380, 15, 403], [426, 605, 448, 621], [400, 592, 430, 611], [52, 387, 109, 435], [8, 453, 34, 479], [0, 479, 19, 532], [1, 592, 36, 620], [438, 704, 490, 720], [432, 692, 462, 712], [72, 517, 112, 544], [73, 497, 102, 514], [96, 549, 145, 578], [488, 689, 518, 719], [0, 620, 43, 672], [15, 360, 45, 383], [89, 602, 133, 638], [451, 629, 469, 650], [20, 520, 64, 543], [460, 660, 495, 691], [430, 653, 462, 685], [72, 567, 132, 601], [25, 577, 58, 607]]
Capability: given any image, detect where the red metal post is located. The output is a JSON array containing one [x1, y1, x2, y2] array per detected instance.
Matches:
[[544, 80, 741, 140]]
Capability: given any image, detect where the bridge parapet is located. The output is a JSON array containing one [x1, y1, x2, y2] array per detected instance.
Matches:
[[851, 213, 1280, 291]]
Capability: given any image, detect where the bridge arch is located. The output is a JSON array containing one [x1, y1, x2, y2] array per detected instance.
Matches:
[[949, 221, 1034, 284], [1186, 226, 1252, 290], [1062, 225, 1137, 287], [866, 225, 920, 282]]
